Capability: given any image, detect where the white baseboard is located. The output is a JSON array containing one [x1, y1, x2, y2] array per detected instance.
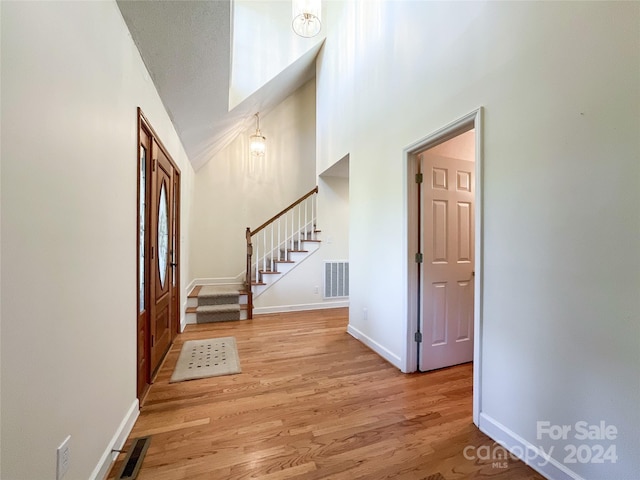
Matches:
[[186, 279, 197, 295], [189, 277, 243, 289], [253, 300, 349, 315], [180, 300, 189, 333], [346, 324, 402, 369], [478, 412, 584, 480], [185, 311, 197, 325], [90, 399, 140, 480]]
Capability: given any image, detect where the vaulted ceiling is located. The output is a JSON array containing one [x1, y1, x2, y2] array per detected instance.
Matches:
[[117, 0, 323, 170]]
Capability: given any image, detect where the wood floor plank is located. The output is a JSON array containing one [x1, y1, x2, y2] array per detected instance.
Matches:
[[134, 417, 211, 437], [108, 308, 545, 480]]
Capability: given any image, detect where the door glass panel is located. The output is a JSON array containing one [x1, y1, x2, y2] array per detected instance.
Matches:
[[139, 146, 146, 312], [172, 182, 177, 287], [158, 180, 169, 288]]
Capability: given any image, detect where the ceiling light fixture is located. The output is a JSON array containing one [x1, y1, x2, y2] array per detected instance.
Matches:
[[292, 0, 321, 38], [249, 112, 266, 157]]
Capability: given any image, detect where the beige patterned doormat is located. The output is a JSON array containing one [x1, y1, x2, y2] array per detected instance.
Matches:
[[170, 337, 241, 383]]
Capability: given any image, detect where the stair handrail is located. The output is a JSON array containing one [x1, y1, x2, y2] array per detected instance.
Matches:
[[245, 186, 319, 319], [250, 186, 318, 236]]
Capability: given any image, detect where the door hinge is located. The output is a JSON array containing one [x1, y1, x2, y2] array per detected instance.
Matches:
[[151, 335, 154, 347], [151, 246, 155, 259], [414, 331, 422, 343], [415, 173, 423, 184], [415, 253, 423, 263]]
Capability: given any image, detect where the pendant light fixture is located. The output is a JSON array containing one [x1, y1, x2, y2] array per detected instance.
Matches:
[[292, 0, 322, 38], [249, 112, 266, 157]]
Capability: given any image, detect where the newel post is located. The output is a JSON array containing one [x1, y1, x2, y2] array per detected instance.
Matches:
[[245, 227, 253, 319]]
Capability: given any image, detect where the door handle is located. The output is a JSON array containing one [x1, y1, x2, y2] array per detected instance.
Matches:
[[170, 263, 177, 267]]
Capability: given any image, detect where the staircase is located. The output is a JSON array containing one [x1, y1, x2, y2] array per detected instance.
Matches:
[[186, 285, 248, 323], [245, 186, 320, 318], [187, 187, 320, 323]]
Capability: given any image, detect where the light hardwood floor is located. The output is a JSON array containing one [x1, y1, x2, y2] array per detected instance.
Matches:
[[109, 308, 545, 480]]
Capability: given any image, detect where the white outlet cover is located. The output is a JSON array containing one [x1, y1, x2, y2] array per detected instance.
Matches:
[[57, 435, 71, 480]]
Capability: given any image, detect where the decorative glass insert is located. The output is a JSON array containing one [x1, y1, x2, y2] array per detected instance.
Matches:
[[158, 180, 169, 289], [139, 146, 146, 312], [172, 184, 177, 287]]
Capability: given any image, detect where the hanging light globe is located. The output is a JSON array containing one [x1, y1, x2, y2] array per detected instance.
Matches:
[[249, 113, 266, 157], [292, 0, 321, 38]]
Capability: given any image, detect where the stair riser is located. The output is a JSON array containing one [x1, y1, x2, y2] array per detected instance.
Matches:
[[273, 262, 295, 276], [186, 310, 248, 323], [198, 295, 239, 306], [188, 293, 248, 308], [196, 311, 241, 323]]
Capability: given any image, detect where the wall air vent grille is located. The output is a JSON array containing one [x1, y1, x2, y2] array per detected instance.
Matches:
[[324, 261, 349, 298]]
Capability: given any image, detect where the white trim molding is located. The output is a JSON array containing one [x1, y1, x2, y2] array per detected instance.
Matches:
[[254, 301, 348, 315], [403, 107, 484, 424], [479, 413, 586, 480], [188, 276, 244, 291], [347, 324, 402, 369], [180, 300, 188, 332], [90, 399, 139, 480]]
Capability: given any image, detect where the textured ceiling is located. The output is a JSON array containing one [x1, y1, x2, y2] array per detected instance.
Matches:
[[117, 0, 320, 170]]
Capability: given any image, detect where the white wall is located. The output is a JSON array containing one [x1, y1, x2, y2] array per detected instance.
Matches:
[[317, 1, 639, 478], [1, 2, 194, 479], [230, 0, 324, 109], [190, 79, 316, 283]]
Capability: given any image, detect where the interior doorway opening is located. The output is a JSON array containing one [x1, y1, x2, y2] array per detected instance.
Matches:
[[406, 108, 483, 424]]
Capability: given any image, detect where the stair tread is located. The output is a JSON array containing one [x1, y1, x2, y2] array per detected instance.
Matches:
[[188, 285, 202, 298], [274, 260, 295, 263], [199, 285, 243, 296], [197, 304, 240, 313], [199, 292, 239, 299], [302, 239, 321, 243], [288, 249, 308, 253], [259, 270, 281, 275]]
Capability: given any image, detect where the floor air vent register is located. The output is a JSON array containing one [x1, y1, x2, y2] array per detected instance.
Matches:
[[116, 436, 151, 480]]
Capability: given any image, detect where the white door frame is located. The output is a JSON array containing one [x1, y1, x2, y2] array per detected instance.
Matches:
[[404, 107, 484, 425]]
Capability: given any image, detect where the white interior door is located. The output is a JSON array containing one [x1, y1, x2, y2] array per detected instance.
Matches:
[[419, 152, 475, 371]]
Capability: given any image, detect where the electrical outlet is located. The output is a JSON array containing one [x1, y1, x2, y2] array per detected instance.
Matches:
[[363, 307, 368, 321], [57, 435, 70, 480], [314, 286, 319, 294]]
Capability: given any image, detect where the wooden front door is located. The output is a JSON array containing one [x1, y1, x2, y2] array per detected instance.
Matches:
[[150, 144, 175, 374], [138, 109, 181, 400], [419, 149, 475, 371]]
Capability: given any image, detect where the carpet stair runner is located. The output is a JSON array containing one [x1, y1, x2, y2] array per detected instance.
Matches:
[[191, 285, 241, 323]]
